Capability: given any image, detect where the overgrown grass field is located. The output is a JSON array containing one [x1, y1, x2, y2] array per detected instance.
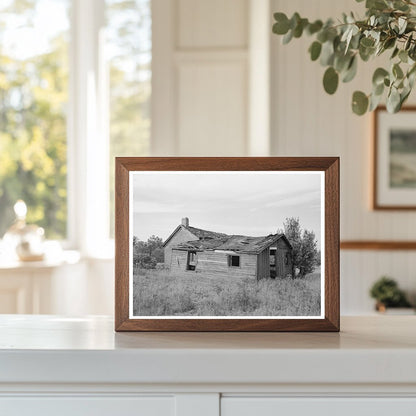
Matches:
[[133, 268, 321, 316]]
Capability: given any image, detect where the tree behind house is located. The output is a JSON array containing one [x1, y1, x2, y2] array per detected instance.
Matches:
[[280, 217, 319, 278]]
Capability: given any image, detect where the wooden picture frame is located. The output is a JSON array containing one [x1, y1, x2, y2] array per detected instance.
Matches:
[[115, 157, 339, 332], [373, 106, 416, 210]]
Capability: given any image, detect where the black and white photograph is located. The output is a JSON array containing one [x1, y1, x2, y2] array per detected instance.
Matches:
[[130, 171, 324, 318]]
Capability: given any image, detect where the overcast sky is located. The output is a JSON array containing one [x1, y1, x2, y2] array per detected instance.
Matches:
[[132, 172, 323, 247]]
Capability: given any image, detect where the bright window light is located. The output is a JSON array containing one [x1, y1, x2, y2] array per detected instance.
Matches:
[[106, 0, 152, 237], [0, 0, 70, 239]]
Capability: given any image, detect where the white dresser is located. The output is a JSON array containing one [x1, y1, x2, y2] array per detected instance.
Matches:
[[1, 315, 416, 415]]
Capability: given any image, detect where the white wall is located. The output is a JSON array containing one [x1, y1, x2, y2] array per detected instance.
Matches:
[[152, 0, 250, 156], [271, 0, 416, 313]]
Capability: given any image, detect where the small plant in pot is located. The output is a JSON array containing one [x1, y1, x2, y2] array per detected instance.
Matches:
[[369, 276, 412, 312]]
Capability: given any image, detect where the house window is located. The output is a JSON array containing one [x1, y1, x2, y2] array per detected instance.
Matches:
[[285, 252, 290, 265], [0, 0, 151, 254], [187, 251, 197, 271], [228, 255, 240, 267]]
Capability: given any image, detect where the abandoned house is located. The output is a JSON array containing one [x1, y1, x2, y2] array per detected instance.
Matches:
[[163, 218, 293, 279]]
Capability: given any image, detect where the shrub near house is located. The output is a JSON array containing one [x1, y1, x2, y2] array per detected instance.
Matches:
[[133, 235, 164, 269]]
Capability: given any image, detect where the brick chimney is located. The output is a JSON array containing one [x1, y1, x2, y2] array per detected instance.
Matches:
[[181, 217, 189, 227]]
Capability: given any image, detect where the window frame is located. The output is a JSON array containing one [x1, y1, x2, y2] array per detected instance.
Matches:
[[67, 0, 110, 257], [228, 255, 240, 268], [186, 250, 197, 271]]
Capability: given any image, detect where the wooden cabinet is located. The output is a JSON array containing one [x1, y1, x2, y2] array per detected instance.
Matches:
[[222, 398, 416, 416], [1, 397, 175, 416], [0, 316, 416, 415]]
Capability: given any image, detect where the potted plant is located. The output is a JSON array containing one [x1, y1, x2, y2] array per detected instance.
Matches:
[[369, 276, 413, 313], [272, 0, 416, 115]]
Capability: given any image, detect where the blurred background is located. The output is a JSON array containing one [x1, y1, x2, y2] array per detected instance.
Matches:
[[0, 0, 415, 316]]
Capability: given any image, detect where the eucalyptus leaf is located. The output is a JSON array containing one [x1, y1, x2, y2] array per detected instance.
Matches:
[[360, 37, 375, 48], [398, 17, 407, 34], [373, 82, 385, 96], [383, 37, 396, 50], [399, 49, 408, 63], [372, 67, 389, 86], [282, 29, 293, 44], [320, 40, 335, 66], [401, 87, 411, 106], [393, 63, 404, 79], [405, 33, 413, 50], [342, 56, 358, 82], [391, 47, 399, 59], [293, 18, 308, 38], [408, 70, 416, 88], [290, 13, 301, 30], [387, 87, 401, 112], [307, 20, 323, 35], [273, 13, 290, 34], [323, 67, 339, 94], [369, 92, 383, 111], [366, 0, 388, 11], [352, 91, 369, 115], [359, 44, 375, 61], [334, 52, 351, 72], [309, 41, 322, 61], [393, 0, 409, 11]]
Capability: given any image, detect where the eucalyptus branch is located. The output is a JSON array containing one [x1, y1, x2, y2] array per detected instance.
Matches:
[[272, 0, 416, 115]]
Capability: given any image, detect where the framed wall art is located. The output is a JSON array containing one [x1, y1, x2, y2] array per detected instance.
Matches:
[[374, 106, 416, 210], [115, 157, 339, 332]]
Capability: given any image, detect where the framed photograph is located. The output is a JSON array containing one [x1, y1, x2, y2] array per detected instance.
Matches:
[[115, 157, 339, 332], [374, 106, 416, 209]]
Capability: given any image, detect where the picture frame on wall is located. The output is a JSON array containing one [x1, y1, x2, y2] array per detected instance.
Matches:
[[115, 157, 339, 332], [374, 106, 416, 210]]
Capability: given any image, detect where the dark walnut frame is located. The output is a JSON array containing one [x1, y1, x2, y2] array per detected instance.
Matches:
[[115, 157, 340, 332]]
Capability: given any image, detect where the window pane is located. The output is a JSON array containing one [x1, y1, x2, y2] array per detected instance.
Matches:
[[0, 0, 70, 239], [106, 0, 151, 237]]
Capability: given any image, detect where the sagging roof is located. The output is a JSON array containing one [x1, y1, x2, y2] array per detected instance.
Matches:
[[186, 226, 228, 240], [162, 224, 228, 247], [170, 226, 292, 255]]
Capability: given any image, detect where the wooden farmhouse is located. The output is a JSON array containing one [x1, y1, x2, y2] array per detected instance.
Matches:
[[163, 218, 293, 280]]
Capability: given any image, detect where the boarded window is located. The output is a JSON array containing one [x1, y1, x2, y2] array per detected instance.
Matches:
[[187, 251, 197, 271], [228, 255, 240, 267]]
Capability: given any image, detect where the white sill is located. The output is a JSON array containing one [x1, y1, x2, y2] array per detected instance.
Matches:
[[0, 250, 82, 270], [0, 238, 115, 269]]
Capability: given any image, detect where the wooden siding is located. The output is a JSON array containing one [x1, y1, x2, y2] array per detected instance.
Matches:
[[275, 238, 292, 278], [170, 249, 257, 279], [164, 227, 199, 269], [257, 248, 270, 280], [170, 249, 189, 273]]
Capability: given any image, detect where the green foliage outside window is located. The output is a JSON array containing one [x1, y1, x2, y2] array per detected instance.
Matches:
[[107, 0, 151, 237], [0, 0, 151, 240], [0, 1, 69, 238]]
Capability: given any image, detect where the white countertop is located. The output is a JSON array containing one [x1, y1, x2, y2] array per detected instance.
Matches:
[[0, 315, 415, 386]]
